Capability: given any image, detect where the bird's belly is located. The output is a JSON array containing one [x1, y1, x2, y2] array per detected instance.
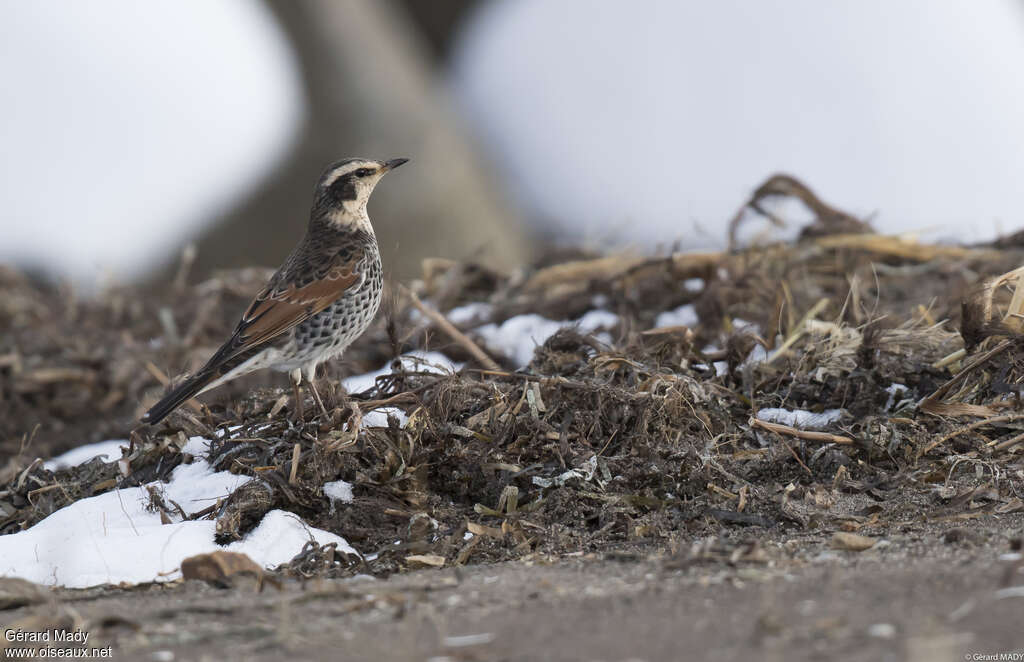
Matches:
[[278, 285, 382, 370]]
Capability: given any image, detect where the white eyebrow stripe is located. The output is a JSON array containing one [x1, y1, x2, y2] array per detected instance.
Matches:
[[322, 162, 373, 188]]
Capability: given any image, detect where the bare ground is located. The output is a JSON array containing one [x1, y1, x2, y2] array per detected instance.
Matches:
[[6, 513, 1024, 661]]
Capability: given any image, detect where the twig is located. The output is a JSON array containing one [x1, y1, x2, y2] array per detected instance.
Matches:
[[26, 484, 63, 502], [172, 243, 197, 293], [357, 392, 420, 410], [749, 417, 853, 445], [776, 435, 813, 475], [522, 251, 721, 293], [919, 339, 1015, 414], [932, 348, 966, 370], [144, 361, 172, 386], [469, 369, 538, 380], [188, 503, 218, 521], [919, 413, 1024, 457], [995, 264, 1024, 332], [1007, 281, 1024, 333], [524, 255, 642, 291], [144, 361, 203, 414], [405, 288, 500, 370], [766, 298, 829, 364], [727, 173, 870, 250], [813, 234, 988, 262], [288, 443, 301, 485], [993, 431, 1024, 453]]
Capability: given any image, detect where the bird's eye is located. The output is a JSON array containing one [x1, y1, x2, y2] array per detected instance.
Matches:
[[354, 168, 374, 178]]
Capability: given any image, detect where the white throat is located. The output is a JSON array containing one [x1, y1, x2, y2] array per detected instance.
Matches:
[[327, 204, 375, 236]]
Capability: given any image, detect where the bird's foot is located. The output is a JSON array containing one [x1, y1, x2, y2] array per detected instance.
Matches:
[[326, 403, 362, 451]]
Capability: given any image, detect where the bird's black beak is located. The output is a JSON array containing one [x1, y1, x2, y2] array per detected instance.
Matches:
[[381, 158, 409, 172]]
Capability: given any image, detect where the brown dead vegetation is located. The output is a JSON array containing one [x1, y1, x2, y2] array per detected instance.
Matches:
[[3, 176, 1024, 578]]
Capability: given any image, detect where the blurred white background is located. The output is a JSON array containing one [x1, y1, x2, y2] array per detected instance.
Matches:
[[452, 0, 1024, 248], [0, 0, 300, 282], [2, 0, 1023, 285]]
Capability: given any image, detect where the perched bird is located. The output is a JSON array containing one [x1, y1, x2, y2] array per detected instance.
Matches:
[[141, 157, 407, 425]]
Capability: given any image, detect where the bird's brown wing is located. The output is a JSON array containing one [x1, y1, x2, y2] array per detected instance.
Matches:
[[142, 227, 374, 425], [197, 244, 366, 370], [235, 259, 362, 351]]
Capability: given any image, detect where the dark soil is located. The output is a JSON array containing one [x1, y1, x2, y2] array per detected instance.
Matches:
[[4, 522, 1024, 661]]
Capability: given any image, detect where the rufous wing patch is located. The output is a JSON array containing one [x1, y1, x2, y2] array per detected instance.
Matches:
[[228, 258, 360, 353]]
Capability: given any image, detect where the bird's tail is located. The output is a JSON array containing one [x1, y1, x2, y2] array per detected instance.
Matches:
[[140, 369, 219, 425]]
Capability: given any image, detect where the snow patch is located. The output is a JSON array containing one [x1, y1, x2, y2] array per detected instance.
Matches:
[[742, 344, 769, 368], [533, 456, 598, 488], [362, 406, 408, 428], [446, 302, 494, 325], [756, 408, 843, 430], [43, 440, 127, 471], [731, 318, 759, 334], [343, 351, 460, 394], [654, 304, 697, 329], [884, 383, 910, 412], [181, 436, 211, 457], [323, 480, 354, 504], [576, 309, 619, 330], [0, 439, 354, 588], [474, 311, 619, 367]]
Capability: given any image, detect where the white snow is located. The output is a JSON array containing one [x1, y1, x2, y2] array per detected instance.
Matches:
[[362, 406, 409, 428], [654, 304, 698, 329], [731, 318, 759, 334], [1, 437, 354, 588], [756, 408, 844, 430], [446, 302, 494, 325], [532, 470, 583, 489], [741, 344, 769, 368], [181, 436, 210, 457], [323, 480, 354, 504], [576, 309, 619, 330], [339, 353, 454, 427], [700, 345, 729, 377], [884, 383, 910, 412], [532, 456, 599, 488], [43, 439, 127, 471], [342, 351, 461, 394], [474, 311, 619, 367]]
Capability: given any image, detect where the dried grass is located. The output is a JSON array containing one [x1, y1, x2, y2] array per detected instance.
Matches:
[[4, 176, 1024, 575]]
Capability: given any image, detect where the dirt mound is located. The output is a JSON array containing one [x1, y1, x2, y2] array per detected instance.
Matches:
[[4, 178, 1024, 579]]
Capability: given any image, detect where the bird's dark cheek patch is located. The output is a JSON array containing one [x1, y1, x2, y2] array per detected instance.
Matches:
[[330, 176, 358, 202]]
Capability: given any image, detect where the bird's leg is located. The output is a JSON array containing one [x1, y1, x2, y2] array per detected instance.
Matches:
[[307, 365, 330, 420], [290, 368, 304, 423]]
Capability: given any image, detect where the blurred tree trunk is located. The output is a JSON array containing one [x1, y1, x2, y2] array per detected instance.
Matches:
[[395, 0, 478, 59], [146, 0, 532, 287]]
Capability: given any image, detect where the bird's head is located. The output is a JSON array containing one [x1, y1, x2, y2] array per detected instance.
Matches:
[[313, 157, 408, 225]]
